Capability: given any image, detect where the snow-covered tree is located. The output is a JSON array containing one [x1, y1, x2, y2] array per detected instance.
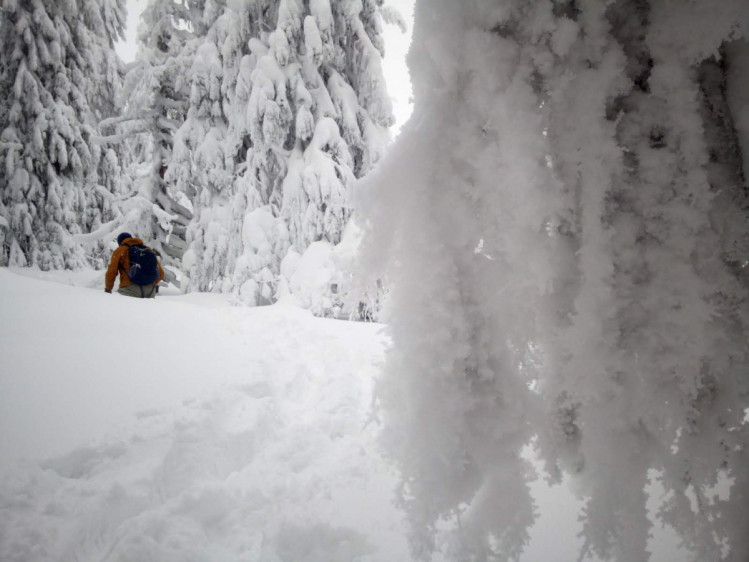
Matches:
[[100, 0, 202, 284], [177, 0, 393, 309], [359, 0, 749, 560], [169, 2, 263, 294], [0, 0, 126, 269]]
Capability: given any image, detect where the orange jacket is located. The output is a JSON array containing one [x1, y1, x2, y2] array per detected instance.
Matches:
[[105, 237, 165, 291]]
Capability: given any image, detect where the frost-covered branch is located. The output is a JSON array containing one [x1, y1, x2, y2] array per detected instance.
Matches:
[[358, 0, 749, 560]]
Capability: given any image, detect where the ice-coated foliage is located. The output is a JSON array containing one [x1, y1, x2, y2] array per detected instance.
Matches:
[[174, 0, 393, 312], [0, 0, 126, 269], [358, 0, 749, 560]]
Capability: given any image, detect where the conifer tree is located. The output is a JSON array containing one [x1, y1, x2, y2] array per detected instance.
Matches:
[[102, 0, 201, 284], [176, 0, 393, 309], [0, 0, 126, 269]]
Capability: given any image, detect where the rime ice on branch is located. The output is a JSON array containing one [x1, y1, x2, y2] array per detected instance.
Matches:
[[358, 0, 749, 560]]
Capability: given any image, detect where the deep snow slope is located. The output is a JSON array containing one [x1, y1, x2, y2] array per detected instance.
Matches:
[[0, 269, 684, 562], [0, 269, 407, 562]]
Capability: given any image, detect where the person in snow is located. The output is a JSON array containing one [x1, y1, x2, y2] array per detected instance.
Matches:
[[105, 232, 164, 298]]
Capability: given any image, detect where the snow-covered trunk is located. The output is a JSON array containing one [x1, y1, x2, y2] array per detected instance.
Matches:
[[145, 102, 193, 283], [360, 0, 749, 560]]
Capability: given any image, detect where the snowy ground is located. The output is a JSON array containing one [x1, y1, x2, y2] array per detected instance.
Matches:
[[0, 269, 683, 561], [0, 268, 407, 562]]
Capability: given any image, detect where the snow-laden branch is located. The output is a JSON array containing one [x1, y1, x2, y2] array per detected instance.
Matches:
[[98, 111, 154, 131], [153, 96, 187, 111], [380, 5, 407, 33], [71, 218, 122, 245], [90, 129, 150, 145], [71, 196, 157, 247]]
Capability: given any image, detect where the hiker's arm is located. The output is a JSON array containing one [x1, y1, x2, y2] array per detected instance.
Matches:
[[105, 248, 121, 291], [157, 259, 165, 284]]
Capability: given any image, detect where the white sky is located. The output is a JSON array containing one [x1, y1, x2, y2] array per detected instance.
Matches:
[[115, 0, 414, 130]]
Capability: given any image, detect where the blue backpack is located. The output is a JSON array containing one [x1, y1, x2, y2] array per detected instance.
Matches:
[[127, 245, 159, 285]]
